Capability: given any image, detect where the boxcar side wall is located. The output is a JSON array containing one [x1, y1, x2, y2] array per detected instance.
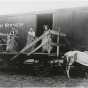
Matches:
[[53, 8, 88, 51]]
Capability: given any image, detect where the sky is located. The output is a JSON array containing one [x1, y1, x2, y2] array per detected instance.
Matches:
[[0, 0, 88, 15]]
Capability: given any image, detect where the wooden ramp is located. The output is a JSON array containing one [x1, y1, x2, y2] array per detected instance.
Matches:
[[9, 30, 66, 63]]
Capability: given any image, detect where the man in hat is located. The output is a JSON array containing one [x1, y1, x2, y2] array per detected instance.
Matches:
[[6, 27, 18, 52], [26, 27, 35, 52]]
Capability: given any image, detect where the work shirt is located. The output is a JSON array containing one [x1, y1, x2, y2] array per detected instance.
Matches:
[[26, 31, 35, 52], [42, 30, 52, 53], [6, 32, 17, 52]]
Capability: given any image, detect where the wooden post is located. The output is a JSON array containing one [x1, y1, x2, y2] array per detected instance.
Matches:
[[57, 27, 60, 58]]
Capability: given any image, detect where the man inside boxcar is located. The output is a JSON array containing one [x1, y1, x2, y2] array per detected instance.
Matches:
[[26, 27, 35, 52], [42, 25, 52, 54]]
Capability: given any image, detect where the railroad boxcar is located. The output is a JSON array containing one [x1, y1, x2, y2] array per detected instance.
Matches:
[[0, 7, 87, 75]]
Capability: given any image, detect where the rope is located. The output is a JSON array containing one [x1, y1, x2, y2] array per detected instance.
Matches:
[[50, 30, 66, 36], [0, 33, 8, 36], [0, 44, 7, 45]]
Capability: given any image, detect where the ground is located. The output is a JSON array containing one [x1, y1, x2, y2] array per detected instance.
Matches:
[[0, 68, 87, 87]]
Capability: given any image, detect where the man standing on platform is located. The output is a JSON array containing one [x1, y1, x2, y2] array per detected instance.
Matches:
[[6, 27, 18, 52], [42, 25, 52, 54], [26, 27, 35, 52]]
